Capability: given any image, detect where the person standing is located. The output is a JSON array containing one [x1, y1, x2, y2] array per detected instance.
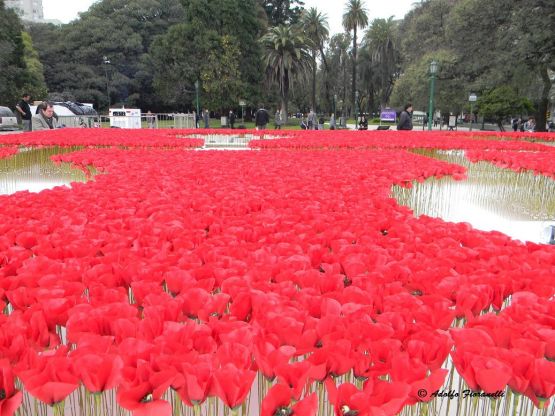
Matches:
[[229, 110, 236, 129], [254, 106, 269, 130], [32, 102, 58, 131], [307, 109, 316, 130], [203, 109, 210, 128], [397, 103, 413, 130], [512, 118, 519, 132], [274, 109, 282, 130], [329, 113, 336, 130], [16, 93, 32, 132], [524, 117, 536, 132], [146, 111, 156, 128]]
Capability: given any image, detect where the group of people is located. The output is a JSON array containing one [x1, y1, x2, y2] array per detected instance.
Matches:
[[512, 117, 536, 132], [15, 93, 58, 132]]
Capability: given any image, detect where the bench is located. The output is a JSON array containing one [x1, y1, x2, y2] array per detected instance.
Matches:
[[376, 126, 390, 130]]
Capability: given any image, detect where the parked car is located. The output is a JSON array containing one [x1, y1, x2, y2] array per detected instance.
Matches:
[[0, 106, 19, 131]]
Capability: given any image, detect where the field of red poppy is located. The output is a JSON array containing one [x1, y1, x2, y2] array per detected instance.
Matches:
[[0, 128, 554, 416]]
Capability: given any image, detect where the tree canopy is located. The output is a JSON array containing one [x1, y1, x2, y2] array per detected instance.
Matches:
[[4, 0, 550, 128]]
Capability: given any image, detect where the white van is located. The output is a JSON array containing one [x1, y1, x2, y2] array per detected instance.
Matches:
[[0, 107, 19, 131]]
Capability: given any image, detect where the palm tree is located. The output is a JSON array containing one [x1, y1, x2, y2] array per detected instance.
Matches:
[[342, 0, 369, 117], [260, 25, 312, 122], [365, 17, 400, 108], [301, 7, 330, 112]]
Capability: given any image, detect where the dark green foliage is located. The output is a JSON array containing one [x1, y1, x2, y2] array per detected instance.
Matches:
[[29, 0, 185, 111], [0, 0, 27, 107], [260, 0, 305, 26], [152, 0, 265, 111], [478, 86, 534, 130]]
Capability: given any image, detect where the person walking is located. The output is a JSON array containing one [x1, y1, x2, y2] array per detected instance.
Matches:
[[397, 103, 414, 130], [16, 93, 32, 132], [254, 106, 270, 130]]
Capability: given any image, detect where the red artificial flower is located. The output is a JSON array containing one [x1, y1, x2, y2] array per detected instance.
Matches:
[[0, 360, 22, 416], [175, 360, 212, 406], [253, 339, 296, 380], [116, 360, 174, 416], [528, 358, 555, 403], [291, 393, 318, 416], [260, 384, 293, 416], [16, 348, 79, 405], [73, 353, 123, 393], [325, 380, 369, 416], [212, 363, 256, 409], [275, 361, 315, 401]]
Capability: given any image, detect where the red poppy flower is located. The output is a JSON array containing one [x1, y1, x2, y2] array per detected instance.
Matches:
[[275, 361, 314, 400], [16, 348, 79, 405], [73, 353, 123, 393], [452, 351, 512, 393], [212, 363, 256, 409], [291, 393, 318, 416], [0, 359, 22, 416], [529, 358, 555, 402], [260, 384, 293, 416], [116, 361, 174, 416], [325, 380, 369, 416], [253, 339, 296, 380], [173, 360, 212, 406]]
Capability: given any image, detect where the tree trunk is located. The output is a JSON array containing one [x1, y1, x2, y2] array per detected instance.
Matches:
[[311, 50, 317, 112], [342, 60, 347, 117], [536, 65, 551, 132], [319, 45, 331, 113], [282, 72, 289, 124], [351, 27, 357, 117]]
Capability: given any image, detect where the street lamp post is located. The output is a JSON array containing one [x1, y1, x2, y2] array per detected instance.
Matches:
[[427, 60, 438, 131], [333, 94, 337, 117], [103, 56, 111, 111], [195, 80, 200, 124], [355, 90, 359, 130], [469, 93, 477, 132]]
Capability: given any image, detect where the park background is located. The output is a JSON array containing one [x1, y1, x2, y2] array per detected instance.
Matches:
[[1, 0, 554, 130]]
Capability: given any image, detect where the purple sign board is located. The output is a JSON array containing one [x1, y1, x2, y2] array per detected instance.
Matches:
[[380, 109, 397, 122]]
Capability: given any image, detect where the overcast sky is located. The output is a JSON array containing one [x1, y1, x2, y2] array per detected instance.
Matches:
[[43, 0, 417, 33]]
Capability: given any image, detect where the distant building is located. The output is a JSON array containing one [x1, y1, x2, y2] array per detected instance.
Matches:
[[5, 0, 44, 22]]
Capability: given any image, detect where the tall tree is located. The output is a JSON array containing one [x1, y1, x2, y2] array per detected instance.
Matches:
[[30, 0, 185, 111], [0, 0, 27, 107], [200, 35, 246, 112], [324, 33, 352, 117], [448, 0, 554, 131], [260, 24, 312, 122], [363, 17, 400, 108], [477, 86, 534, 131], [260, 0, 305, 26], [21, 31, 48, 100], [301, 7, 329, 112], [342, 0, 368, 116], [152, 0, 265, 111]]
